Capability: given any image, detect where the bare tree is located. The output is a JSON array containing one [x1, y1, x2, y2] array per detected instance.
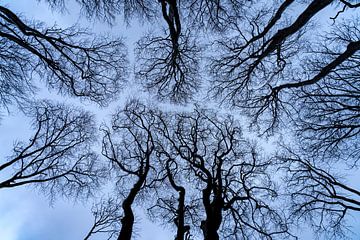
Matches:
[[280, 148, 360, 239], [134, 0, 202, 103], [100, 100, 157, 240], [293, 16, 360, 166], [202, 2, 360, 235], [209, 0, 360, 131], [83, 197, 122, 240], [0, 5, 128, 108], [149, 129, 196, 240], [135, 106, 292, 240], [158, 109, 291, 240], [4, 0, 360, 239], [0, 100, 102, 197], [89, 102, 293, 240], [273, 15, 360, 237], [40, 0, 158, 23], [182, 0, 251, 32], [41, 0, 250, 30], [135, 31, 201, 103], [31, 0, 254, 103]]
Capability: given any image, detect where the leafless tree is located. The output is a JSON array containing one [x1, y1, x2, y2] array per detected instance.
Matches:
[[31, 0, 255, 103], [209, 0, 360, 131], [146, 156, 195, 240], [0, 5, 128, 108], [3, 0, 360, 239], [149, 124, 197, 240], [294, 16, 360, 166], [134, 0, 203, 103], [182, 0, 251, 32], [83, 197, 122, 240], [279, 148, 360, 240], [157, 108, 292, 240], [88, 102, 293, 240], [41, 0, 251, 30], [0, 100, 102, 197], [100, 100, 158, 240], [134, 105, 292, 240], [135, 31, 201, 103], [40, 0, 158, 23], [273, 14, 360, 237], [202, 2, 360, 235]]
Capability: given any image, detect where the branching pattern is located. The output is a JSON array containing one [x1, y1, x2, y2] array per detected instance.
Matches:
[[0, 5, 128, 107], [0, 100, 102, 197], [281, 150, 360, 239]]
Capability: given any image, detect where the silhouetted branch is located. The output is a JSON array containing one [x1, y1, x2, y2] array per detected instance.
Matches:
[[0, 5, 128, 107], [84, 197, 122, 240], [280, 149, 360, 239], [136, 31, 201, 103], [0, 100, 102, 198], [101, 100, 157, 240]]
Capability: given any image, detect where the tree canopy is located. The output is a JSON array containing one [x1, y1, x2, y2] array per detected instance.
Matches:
[[1, 0, 360, 239]]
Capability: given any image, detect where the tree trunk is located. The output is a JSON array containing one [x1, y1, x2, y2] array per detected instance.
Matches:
[[201, 186, 223, 240], [118, 198, 135, 240], [175, 188, 186, 240]]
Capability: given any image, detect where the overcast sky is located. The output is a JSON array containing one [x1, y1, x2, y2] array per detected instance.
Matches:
[[1, 1, 360, 240], [0, 1, 173, 239]]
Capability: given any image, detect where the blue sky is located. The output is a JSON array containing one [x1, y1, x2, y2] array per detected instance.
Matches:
[[1, 1, 360, 240], [0, 113, 172, 239], [0, 1, 172, 239]]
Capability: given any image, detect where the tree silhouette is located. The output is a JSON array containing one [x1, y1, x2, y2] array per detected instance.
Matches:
[[91, 102, 292, 240], [0, 100, 102, 197], [84, 197, 122, 240], [0, 5, 128, 108], [154, 108, 292, 240], [280, 148, 360, 239], [100, 101, 158, 240], [209, 1, 360, 131], [135, 30, 201, 103], [2, 0, 360, 239]]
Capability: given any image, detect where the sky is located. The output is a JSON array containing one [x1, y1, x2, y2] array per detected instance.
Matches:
[[0, 0, 172, 239], [1, 1, 360, 240]]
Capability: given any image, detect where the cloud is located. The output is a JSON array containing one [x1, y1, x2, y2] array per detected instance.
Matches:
[[0, 189, 30, 240], [0, 187, 94, 240]]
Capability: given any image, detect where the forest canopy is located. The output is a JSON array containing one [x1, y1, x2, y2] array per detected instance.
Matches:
[[1, 0, 360, 239]]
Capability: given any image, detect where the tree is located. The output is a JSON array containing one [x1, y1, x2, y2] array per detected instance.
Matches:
[[92, 102, 292, 240], [209, 1, 360, 130], [100, 101, 158, 240], [0, 0, 127, 204], [149, 146, 194, 240], [294, 16, 360, 165], [0, 2, 127, 240], [154, 108, 292, 240], [36, 0, 253, 103], [132, 0, 203, 103], [31, 0, 360, 110], [0, 4, 128, 109], [135, 30, 201, 103], [204, 1, 360, 236], [3, 0, 360, 239], [83, 197, 122, 240], [280, 148, 360, 239], [0, 100, 102, 197]]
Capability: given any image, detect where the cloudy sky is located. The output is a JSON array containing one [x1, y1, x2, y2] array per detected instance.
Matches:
[[0, 0, 173, 239], [1, 1, 360, 240]]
